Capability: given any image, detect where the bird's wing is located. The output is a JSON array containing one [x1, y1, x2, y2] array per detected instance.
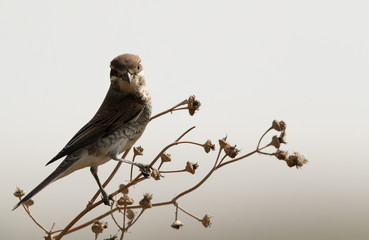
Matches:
[[46, 94, 144, 165]]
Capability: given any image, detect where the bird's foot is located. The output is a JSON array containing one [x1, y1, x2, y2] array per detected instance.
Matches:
[[101, 190, 113, 206], [136, 163, 152, 178]]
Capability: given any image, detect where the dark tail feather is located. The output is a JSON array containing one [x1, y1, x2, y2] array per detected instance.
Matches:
[[12, 158, 76, 211]]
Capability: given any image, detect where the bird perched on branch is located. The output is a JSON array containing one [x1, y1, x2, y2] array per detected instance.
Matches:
[[13, 53, 152, 210]]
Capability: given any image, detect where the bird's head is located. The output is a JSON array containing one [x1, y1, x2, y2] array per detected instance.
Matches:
[[110, 54, 145, 93]]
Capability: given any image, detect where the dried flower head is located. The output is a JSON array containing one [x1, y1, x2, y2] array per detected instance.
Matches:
[[117, 195, 134, 207], [275, 149, 288, 160], [285, 152, 308, 168], [91, 220, 108, 235], [201, 214, 211, 228], [203, 140, 215, 153], [269, 135, 281, 149], [118, 184, 129, 195], [188, 95, 201, 116], [272, 120, 287, 131], [139, 193, 153, 209], [185, 161, 199, 174], [219, 137, 230, 150], [24, 199, 34, 207], [126, 209, 136, 220], [151, 168, 162, 180], [279, 131, 287, 144], [224, 145, 240, 158], [13, 188, 25, 198], [161, 153, 172, 163], [133, 146, 144, 156], [171, 220, 184, 229]]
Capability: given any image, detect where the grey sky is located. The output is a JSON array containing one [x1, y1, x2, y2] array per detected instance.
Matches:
[[1, 1, 369, 239]]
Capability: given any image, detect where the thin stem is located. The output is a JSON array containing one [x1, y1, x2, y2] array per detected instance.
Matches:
[[177, 205, 201, 221], [110, 197, 123, 231], [120, 207, 127, 240], [217, 155, 227, 167], [160, 169, 186, 174], [217, 150, 258, 169], [172, 166, 216, 202], [19, 197, 48, 234], [170, 107, 189, 111], [175, 141, 203, 147], [125, 209, 145, 231], [52, 207, 120, 237], [213, 148, 223, 168], [130, 155, 137, 183], [175, 205, 179, 220], [149, 99, 188, 121], [257, 127, 272, 151], [50, 222, 56, 233], [158, 162, 164, 170], [175, 126, 196, 142], [257, 151, 275, 156]]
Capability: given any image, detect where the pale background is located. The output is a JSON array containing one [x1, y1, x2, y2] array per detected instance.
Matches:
[[1, 1, 369, 239]]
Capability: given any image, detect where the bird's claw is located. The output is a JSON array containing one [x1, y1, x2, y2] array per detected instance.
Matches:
[[137, 164, 152, 178], [101, 191, 113, 206]]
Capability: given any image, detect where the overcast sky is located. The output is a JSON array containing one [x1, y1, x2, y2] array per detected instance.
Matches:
[[1, 1, 369, 240]]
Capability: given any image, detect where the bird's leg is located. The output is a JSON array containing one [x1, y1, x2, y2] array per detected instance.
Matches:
[[90, 166, 113, 206], [110, 155, 152, 178]]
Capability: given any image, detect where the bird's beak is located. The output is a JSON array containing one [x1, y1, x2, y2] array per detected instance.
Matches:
[[122, 72, 134, 84]]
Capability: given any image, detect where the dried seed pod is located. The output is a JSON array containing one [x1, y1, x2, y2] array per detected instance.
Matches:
[[139, 193, 153, 209], [171, 220, 184, 229], [275, 149, 288, 160], [185, 161, 199, 174], [285, 152, 308, 168], [133, 146, 144, 156], [201, 214, 211, 228], [13, 188, 25, 198], [218, 137, 230, 150], [118, 184, 129, 195], [117, 195, 134, 207], [126, 209, 136, 220], [91, 220, 108, 235], [271, 120, 287, 131], [203, 140, 215, 153], [279, 131, 287, 144], [161, 153, 172, 163], [24, 199, 34, 207], [187, 95, 201, 116], [269, 135, 281, 149], [151, 168, 162, 180], [224, 145, 240, 158]]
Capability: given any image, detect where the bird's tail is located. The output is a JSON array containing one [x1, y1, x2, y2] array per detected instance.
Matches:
[[12, 157, 77, 211]]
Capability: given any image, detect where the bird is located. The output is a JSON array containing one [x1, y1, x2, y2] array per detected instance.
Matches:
[[13, 53, 152, 210]]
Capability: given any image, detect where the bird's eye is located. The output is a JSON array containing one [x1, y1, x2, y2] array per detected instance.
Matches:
[[137, 65, 141, 70]]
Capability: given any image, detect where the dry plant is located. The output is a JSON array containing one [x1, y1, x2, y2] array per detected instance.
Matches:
[[13, 95, 308, 240]]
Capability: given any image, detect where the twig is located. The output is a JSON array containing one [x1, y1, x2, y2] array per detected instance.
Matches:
[[175, 126, 196, 142], [125, 209, 145, 232], [160, 169, 186, 174], [177, 204, 202, 221], [130, 155, 137, 183], [217, 150, 258, 169], [149, 99, 188, 121], [120, 207, 127, 240], [18, 197, 48, 234], [257, 127, 272, 151]]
